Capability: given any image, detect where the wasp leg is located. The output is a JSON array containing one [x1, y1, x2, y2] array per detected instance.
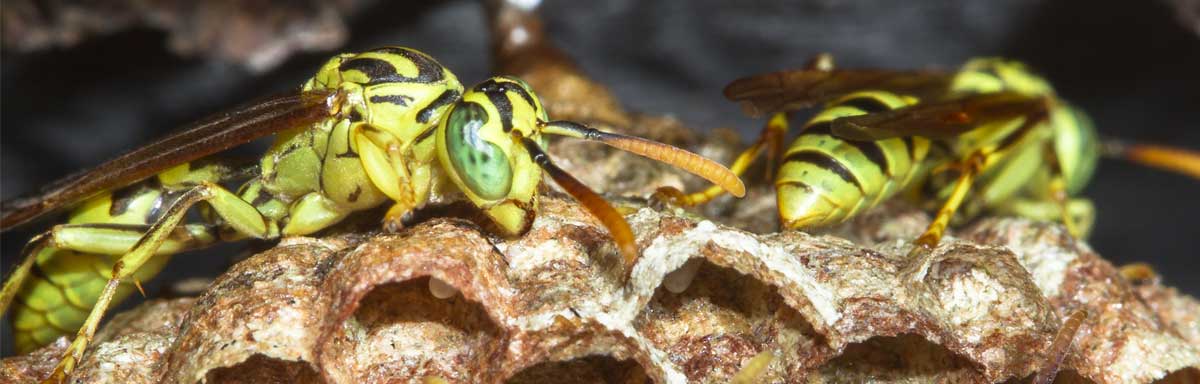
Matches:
[[1038, 140, 1093, 238], [1033, 309, 1088, 384], [354, 128, 420, 232], [40, 182, 268, 383], [281, 192, 350, 235], [995, 197, 1096, 238], [910, 151, 989, 254], [653, 113, 788, 206], [901, 151, 994, 281], [4, 224, 215, 353], [906, 104, 1051, 273], [0, 235, 43, 327]]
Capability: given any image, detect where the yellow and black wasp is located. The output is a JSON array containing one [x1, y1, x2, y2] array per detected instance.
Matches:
[[656, 53, 1200, 382], [659, 53, 1200, 250], [0, 46, 744, 382]]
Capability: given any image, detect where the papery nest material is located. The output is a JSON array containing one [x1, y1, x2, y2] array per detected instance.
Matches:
[[4, 198, 1199, 383], [4, 1, 1200, 383]]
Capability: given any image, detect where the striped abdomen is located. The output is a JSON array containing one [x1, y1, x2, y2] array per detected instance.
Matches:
[[9, 178, 204, 353], [776, 91, 932, 228], [11, 249, 171, 353]]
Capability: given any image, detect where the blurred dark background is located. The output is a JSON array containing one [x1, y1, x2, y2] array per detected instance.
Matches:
[[2, 0, 1198, 356]]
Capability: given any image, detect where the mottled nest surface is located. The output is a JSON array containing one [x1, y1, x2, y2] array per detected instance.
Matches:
[[4, 4, 1200, 384], [5, 194, 1200, 383]]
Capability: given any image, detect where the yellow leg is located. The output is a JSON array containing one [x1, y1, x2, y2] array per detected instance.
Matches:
[[8, 224, 211, 353], [996, 197, 1095, 239], [1045, 175, 1083, 237], [40, 182, 268, 383], [0, 235, 49, 320], [1039, 141, 1090, 238], [353, 127, 419, 232], [654, 113, 788, 206], [911, 151, 988, 253]]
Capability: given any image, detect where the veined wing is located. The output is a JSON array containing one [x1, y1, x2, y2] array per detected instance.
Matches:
[[724, 68, 953, 117], [1, 89, 340, 230], [830, 91, 1051, 140]]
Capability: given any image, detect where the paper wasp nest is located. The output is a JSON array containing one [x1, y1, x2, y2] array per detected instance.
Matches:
[[4, 3, 1200, 383], [4, 193, 1200, 383]]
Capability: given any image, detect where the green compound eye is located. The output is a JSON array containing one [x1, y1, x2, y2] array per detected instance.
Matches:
[[445, 102, 512, 200]]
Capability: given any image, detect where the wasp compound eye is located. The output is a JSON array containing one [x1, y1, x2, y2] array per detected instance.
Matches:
[[445, 101, 513, 200]]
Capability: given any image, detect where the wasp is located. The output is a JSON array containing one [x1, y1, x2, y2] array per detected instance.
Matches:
[[0, 46, 745, 381], [658, 54, 1199, 250], [656, 54, 1200, 382]]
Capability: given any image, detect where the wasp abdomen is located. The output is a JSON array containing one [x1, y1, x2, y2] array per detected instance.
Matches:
[[776, 91, 931, 228]]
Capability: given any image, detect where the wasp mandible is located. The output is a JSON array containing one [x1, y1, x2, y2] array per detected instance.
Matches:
[[0, 47, 745, 382]]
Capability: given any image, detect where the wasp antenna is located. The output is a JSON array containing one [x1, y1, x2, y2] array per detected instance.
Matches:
[[1102, 139, 1200, 180], [540, 121, 747, 197], [520, 137, 640, 274]]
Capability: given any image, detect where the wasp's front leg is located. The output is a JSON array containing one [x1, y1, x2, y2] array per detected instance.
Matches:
[[352, 125, 428, 233], [901, 150, 998, 281]]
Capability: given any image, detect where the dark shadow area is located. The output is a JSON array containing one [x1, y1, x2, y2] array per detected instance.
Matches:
[[818, 334, 983, 382], [204, 353, 325, 384], [1003, 369, 1098, 384], [1158, 367, 1200, 384], [505, 355, 648, 384], [354, 276, 499, 337]]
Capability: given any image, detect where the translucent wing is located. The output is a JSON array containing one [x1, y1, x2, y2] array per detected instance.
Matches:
[[724, 68, 954, 117], [1, 89, 339, 230], [830, 91, 1051, 140]]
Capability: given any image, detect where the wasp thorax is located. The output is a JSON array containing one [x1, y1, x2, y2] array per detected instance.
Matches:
[[304, 46, 464, 140]]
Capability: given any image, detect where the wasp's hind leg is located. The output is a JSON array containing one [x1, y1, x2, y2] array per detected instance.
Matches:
[[653, 113, 789, 207], [39, 182, 272, 383], [4, 223, 215, 353]]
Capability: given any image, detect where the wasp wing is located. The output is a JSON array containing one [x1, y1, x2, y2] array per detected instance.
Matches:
[[724, 68, 954, 117], [829, 91, 1052, 141], [1, 89, 338, 230]]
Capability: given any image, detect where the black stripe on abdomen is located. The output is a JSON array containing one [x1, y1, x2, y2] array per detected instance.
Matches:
[[902, 136, 916, 161], [801, 121, 890, 177], [845, 139, 891, 176], [837, 96, 892, 113], [783, 150, 864, 192]]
